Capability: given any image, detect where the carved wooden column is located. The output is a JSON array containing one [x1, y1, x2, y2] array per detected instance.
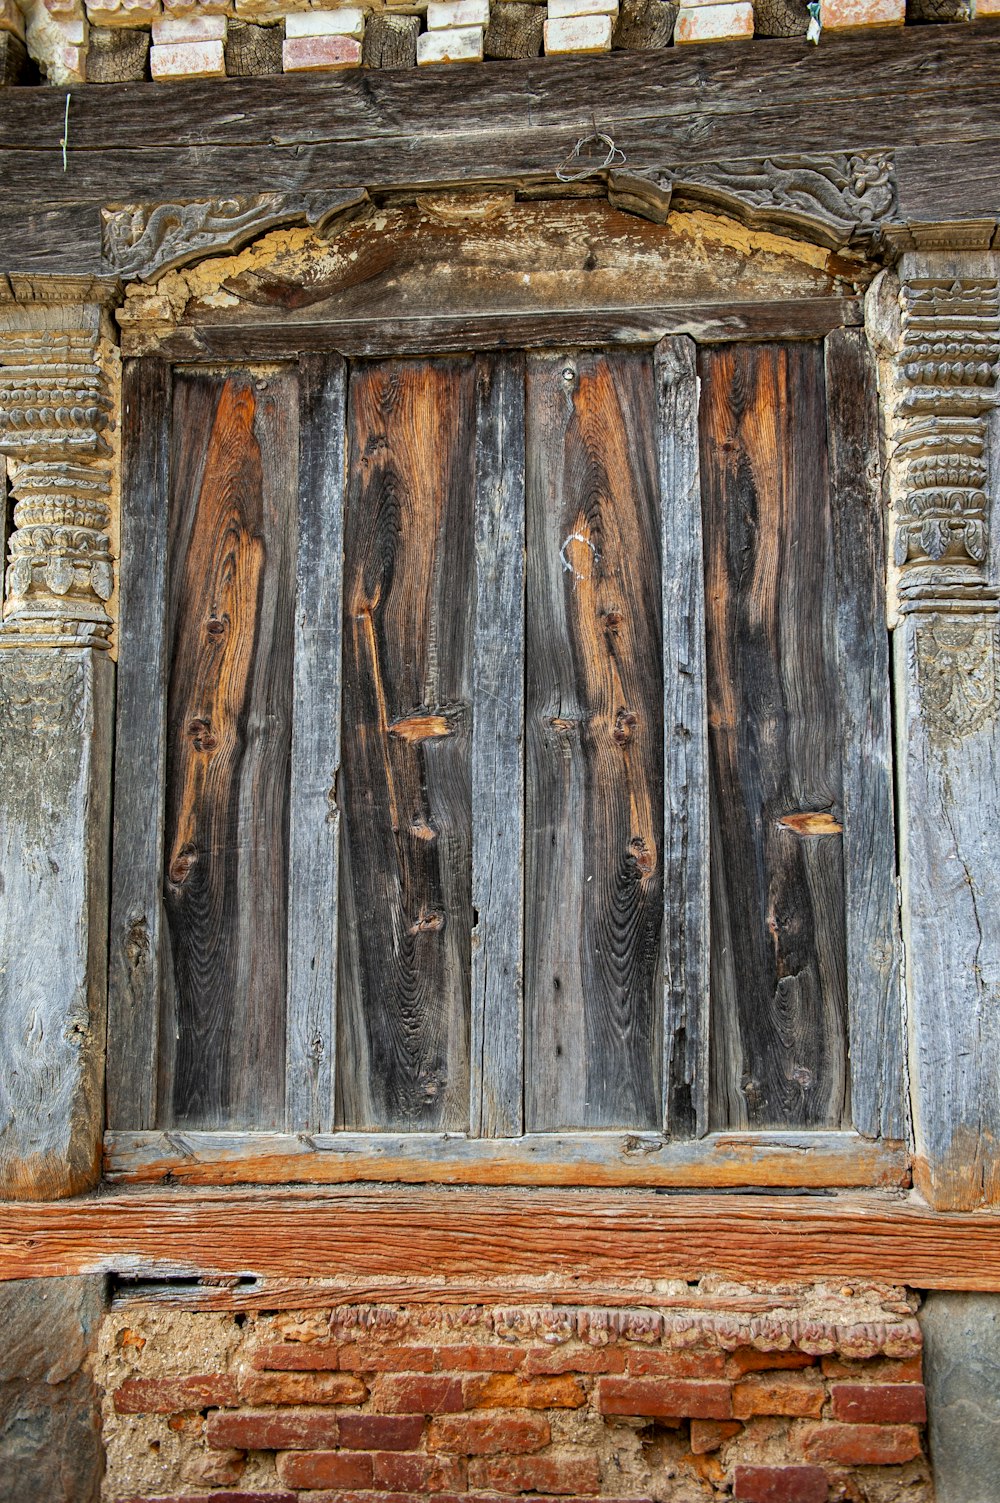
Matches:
[[0, 278, 118, 1200], [871, 228, 1000, 1210]]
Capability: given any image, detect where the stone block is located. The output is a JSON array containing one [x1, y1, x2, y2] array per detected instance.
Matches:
[[86, 0, 160, 28], [0, 0, 25, 40], [674, 0, 753, 38], [427, 0, 490, 23], [149, 35, 226, 72], [362, 11, 419, 63], [820, 0, 904, 24], [152, 12, 226, 39], [285, 4, 364, 34], [282, 30, 362, 63], [543, 10, 612, 45], [920, 1292, 1000, 1503], [224, 17, 283, 72], [416, 22, 484, 58]]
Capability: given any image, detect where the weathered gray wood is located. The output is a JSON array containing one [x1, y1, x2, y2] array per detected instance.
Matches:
[[224, 20, 284, 77], [86, 26, 149, 83], [285, 355, 346, 1133], [0, 648, 113, 1199], [362, 14, 419, 68], [107, 359, 171, 1132], [102, 1127, 908, 1189], [612, 0, 678, 50], [655, 336, 708, 1140], [825, 328, 904, 1142], [471, 353, 525, 1137], [484, 3, 544, 59]]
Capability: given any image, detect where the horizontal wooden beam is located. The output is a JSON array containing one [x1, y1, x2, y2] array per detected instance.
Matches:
[[104, 1129, 908, 1190], [2, 1186, 1000, 1289]]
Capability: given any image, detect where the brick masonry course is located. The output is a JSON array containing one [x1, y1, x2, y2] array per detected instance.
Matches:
[[98, 1292, 934, 1501]]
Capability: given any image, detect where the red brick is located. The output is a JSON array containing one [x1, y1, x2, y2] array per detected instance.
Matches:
[[372, 1374, 466, 1415], [732, 1376, 825, 1419], [428, 1413, 550, 1455], [820, 1355, 923, 1381], [206, 1407, 340, 1451], [466, 1373, 586, 1409], [803, 1422, 923, 1466], [830, 1382, 927, 1424], [371, 1450, 467, 1491], [690, 1418, 743, 1454], [113, 1375, 238, 1414], [337, 1414, 426, 1450], [469, 1455, 602, 1495], [523, 1346, 626, 1376], [239, 1371, 366, 1406], [598, 1377, 732, 1420], [339, 1343, 437, 1372], [729, 1349, 816, 1378], [276, 1449, 374, 1489], [437, 1345, 525, 1372], [626, 1350, 726, 1378], [252, 1341, 341, 1370], [115, 1494, 297, 1503], [733, 1464, 829, 1503]]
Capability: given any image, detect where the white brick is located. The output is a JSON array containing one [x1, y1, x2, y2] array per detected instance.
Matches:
[[674, 0, 753, 39], [977, 0, 1000, 12], [281, 30, 362, 63], [285, 4, 365, 34], [547, 0, 617, 17], [543, 11, 611, 48], [426, 0, 489, 26], [416, 21, 483, 57], [149, 36, 226, 73], [152, 12, 225, 39], [820, 0, 904, 25]]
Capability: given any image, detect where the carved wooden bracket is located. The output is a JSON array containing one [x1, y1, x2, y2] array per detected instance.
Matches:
[[609, 150, 897, 249], [101, 189, 370, 283]]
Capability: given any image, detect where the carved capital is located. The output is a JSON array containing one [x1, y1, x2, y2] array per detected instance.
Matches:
[[609, 150, 897, 248], [0, 299, 118, 648], [912, 607, 1000, 745]]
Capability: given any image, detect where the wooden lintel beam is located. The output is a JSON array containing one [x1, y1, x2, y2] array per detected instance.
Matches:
[[2, 1188, 1000, 1290]]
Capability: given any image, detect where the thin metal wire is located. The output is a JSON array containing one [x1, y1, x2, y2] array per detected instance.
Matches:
[[556, 130, 626, 184]]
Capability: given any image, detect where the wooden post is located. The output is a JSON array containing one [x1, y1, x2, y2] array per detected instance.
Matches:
[[871, 229, 1000, 1210], [0, 278, 118, 1199]]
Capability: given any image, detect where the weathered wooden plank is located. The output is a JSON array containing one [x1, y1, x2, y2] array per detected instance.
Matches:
[[160, 368, 297, 1129], [471, 353, 526, 1137], [700, 342, 849, 1131], [5, 1184, 1000, 1291], [102, 1128, 908, 1189], [338, 358, 475, 1131], [655, 336, 709, 1141], [123, 301, 865, 363], [107, 358, 172, 1132], [0, 649, 114, 1200], [285, 355, 346, 1133], [824, 329, 904, 1142], [525, 350, 663, 1132]]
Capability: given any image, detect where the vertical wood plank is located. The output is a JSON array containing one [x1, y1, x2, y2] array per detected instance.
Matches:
[[825, 328, 905, 1142], [525, 350, 664, 1132], [656, 336, 710, 1140], [471, 353, 526, 1137], [285, 354, 347, 1133], [160, 368, 297, 1130], [701, 342, 849, 1132], [107, 358, 171, 1130], [337, 358, 475, 1132]]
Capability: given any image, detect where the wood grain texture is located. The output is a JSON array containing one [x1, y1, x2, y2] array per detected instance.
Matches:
[[3, 1185, 1000, 1291], [107, 360, 171, 1131], [103, 1128, 908, 1189], [471, 354, 526, 1137], [824, 329, 905, 1143], [655, 336, 709, 1140], [700, 343, 849, 1132], [337, 359, 475, 1131], [285, 355, 346, 1133], [160, 368, 297, 1130], [525, 351, 663, 1132]]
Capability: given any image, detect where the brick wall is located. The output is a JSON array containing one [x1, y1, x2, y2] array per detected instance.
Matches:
[[97, 1288, 933, 1502]]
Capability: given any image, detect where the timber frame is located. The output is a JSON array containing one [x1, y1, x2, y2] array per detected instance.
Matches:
[[2, 24, 1000, 1287]]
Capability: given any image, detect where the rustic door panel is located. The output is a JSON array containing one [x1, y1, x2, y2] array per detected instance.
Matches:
[[700, 342, 849, 1131], [336, 358, 477, 1132], [524, 350, 665, 1133], [159, 367, 298, 1130]]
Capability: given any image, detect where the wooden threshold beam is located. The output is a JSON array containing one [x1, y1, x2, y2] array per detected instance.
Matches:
[[3, 1187, 1000, 1290]]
